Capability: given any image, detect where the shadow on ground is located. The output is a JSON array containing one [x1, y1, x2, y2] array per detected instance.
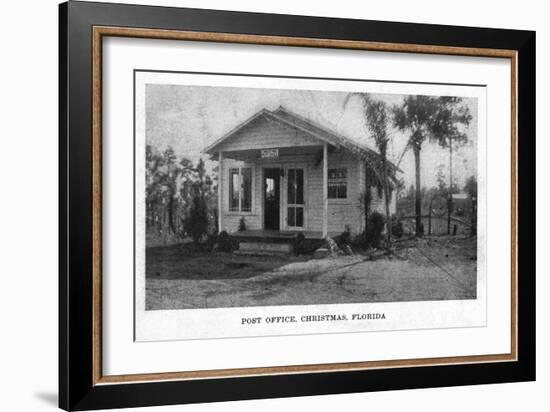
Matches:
[[34, 392, 57, 407], [146, 244, 306, 280]]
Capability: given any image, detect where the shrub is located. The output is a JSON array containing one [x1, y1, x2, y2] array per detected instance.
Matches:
[[184, 192, 209, 244], [238, 216, 247, 232], [336, 225, 352, 250], [205, 232, 218, 251], [342, 225, 352, 245], [217, 230, 236, 252], [351, 233, 366, 250], [293, 232, 307, 255], [365, 211, 385, 248], [390, 216, 404, 238]]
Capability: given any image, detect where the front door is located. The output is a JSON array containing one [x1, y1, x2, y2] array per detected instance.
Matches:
[[286, 168, 305, 229], [263, 168, 280, 230]]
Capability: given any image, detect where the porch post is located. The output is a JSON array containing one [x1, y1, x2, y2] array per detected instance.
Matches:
[[322, 143, 328, 238], [218, 151, 223, 233]]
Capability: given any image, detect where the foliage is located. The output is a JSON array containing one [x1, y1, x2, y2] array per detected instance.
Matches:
[[464, 175, 478, 199], [336, 225, 352, 249], [184, 185, 209, 244], [217, 231, 236, 253], [205, 232, 218, 252], [392, 96, 472, 237], [398, 185, 455, 219], [363, 95, 390, 157], [436, 164, 448, 196], [293, 232, 307, 255], [366, 212, 386, 248], [394, 178, 405, 199], [145, 144, 217, 243], [212, 206, 219, 234], [238, 216, 247, 232], [363, 94, 393, 245], [431, 97, 473, 149], [351, 234, 367, 251], [436, 164, 460, 198], [363, 187, 372, 214], [390, 216, 404, 238], [353, 212, 386, 250], [464, 175, 478, 237], [359, 185, 374, 235], [145, 146, 181, 234], [359, 187, 373, 222], [364, 163, 383, 195]]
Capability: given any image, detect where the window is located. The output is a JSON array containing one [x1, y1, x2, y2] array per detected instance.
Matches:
[[229, 167, 252, 212], [328, 168, 347, 199]]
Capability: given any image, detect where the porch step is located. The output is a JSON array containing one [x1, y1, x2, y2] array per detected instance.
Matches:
[[235, 241, 293, 256]]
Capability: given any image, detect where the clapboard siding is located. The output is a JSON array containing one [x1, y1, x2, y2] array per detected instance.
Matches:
[[220, 152, 395, 235], [215, 115, 321, 152], [304, 151, 363, 234], [327, 153, 361, 234]]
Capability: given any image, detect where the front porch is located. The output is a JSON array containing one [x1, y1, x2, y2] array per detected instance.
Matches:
[[216, 144, 331, 237]]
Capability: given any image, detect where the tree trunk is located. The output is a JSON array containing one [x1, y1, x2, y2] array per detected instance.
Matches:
[[364, 165, 371, 234], [168, 188, 176, 234], [413, 144, 423, 237], [428, 197, 433, 236], [382, 157, 391, 246], [447, 139, 453, 235]]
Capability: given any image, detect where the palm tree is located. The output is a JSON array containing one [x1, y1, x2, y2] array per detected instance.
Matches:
[[393, 96, 471, 237], [393, 96, 439, 236], [431, 97, 472, 234], [363, 95, 392, 245]]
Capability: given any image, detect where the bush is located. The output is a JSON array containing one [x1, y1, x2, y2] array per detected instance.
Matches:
[[205, 232, 218, 251], [365, 211, 386, 248], [217, 230, 236, 252], [351, 233, 366, 250], [348, 213, 386, 250], [391, 216, 404, 238], [238, 216, 247, 232], [293, 232, 307, 255], [184, 193, 209, 244], [336, 225, 352, 249]]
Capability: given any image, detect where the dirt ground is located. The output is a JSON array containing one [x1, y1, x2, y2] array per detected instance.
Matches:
[[145, 236, 477, 310]]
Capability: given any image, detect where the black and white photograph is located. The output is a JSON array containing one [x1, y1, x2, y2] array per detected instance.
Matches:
[[0, 0, 539, 410], [135, 71, 485, 340]]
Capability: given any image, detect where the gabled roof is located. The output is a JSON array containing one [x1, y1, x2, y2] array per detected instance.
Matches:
[[204, 106, 401, 173]]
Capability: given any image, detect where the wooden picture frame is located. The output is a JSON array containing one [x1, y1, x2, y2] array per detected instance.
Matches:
[[59, 1, 535, 410]]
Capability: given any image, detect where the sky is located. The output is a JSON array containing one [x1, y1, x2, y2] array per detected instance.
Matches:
[[145, 84, 478, 190]]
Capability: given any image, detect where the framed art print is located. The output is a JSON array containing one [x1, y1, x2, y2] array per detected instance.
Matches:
[[59, 1, 535, 410]]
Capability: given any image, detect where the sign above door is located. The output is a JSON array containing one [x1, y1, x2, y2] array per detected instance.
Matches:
[[261, 148, 279, 159]]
